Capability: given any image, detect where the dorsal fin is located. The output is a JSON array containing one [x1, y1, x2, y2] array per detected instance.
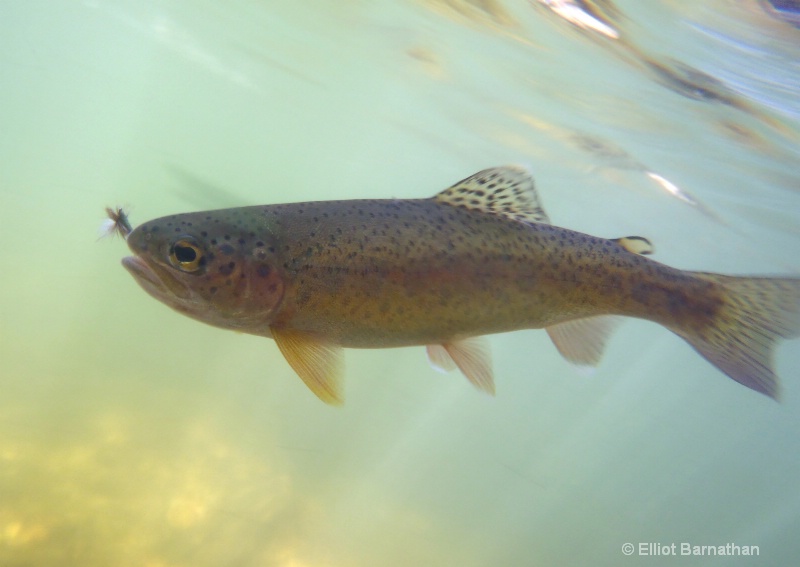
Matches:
[[434, 166, 550, 224]]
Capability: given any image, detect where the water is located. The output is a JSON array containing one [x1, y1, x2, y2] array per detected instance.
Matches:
[[1, 1, 799, 565]]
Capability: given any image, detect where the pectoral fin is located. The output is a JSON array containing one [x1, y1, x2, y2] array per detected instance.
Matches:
[[427, 338, 495, 395], [546, 316, 622, 366], [271, 328, 343, 405]]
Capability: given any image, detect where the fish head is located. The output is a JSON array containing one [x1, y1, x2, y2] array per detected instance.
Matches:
[[122, 209, 285, 333]]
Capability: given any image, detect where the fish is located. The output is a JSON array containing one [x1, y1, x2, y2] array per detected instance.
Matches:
[[120, 166, 800, 404]]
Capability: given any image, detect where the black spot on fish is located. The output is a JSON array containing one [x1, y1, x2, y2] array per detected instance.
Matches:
[[219, 262, 236, 276], [219, 244, 235, 256]]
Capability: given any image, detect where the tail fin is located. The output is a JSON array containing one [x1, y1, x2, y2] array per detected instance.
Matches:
[[676, 274, 800, 400]]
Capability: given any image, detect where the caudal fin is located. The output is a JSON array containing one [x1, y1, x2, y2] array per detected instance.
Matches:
[[676, 274, 800, 400]]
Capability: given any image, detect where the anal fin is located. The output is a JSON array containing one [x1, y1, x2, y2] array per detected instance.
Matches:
[[546, 316, 622, 366], [271, 327, 344, 405]]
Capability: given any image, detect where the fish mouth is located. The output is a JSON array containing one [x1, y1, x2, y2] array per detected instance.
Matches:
[[122, 255, 192, 305], [122, 255, 159, 289]]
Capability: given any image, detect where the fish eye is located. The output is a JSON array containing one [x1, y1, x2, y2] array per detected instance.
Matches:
[[169, 238, 204, 272]]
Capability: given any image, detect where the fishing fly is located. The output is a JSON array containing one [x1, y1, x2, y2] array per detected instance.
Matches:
[[100, 207, 133, 240]]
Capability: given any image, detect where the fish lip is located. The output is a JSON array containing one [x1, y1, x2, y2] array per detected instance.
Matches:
[[122, 255, 160, 288], [122, 255, 191, 301]]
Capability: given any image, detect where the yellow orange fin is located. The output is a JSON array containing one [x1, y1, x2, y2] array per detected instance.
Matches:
[[434, 166, 550, 225], [546, 316, 623, 366], [271, 328, 343, 405]]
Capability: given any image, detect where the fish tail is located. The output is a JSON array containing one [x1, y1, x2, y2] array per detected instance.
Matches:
[[675, 274, 800, 400]]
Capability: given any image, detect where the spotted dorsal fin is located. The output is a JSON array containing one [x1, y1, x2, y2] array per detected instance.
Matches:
[[434, 166, 550, 224]]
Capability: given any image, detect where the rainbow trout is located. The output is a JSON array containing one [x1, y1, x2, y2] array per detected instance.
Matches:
[[120, 166, 800, 404]]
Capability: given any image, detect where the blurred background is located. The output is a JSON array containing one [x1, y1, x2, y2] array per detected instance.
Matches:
[[1, 1, 799, 565]]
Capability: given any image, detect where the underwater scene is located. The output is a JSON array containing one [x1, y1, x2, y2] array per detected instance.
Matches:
[[2, 1, 800, 565]]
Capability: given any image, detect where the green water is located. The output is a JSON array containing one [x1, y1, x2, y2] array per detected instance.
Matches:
[[1, 1, 799, 565]]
